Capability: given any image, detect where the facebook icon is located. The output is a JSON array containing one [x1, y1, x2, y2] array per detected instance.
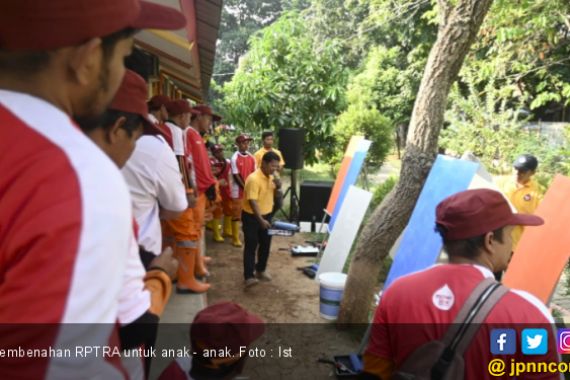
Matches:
[[491, 329, 516, 354]]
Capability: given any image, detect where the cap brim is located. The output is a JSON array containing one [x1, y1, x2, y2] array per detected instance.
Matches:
[[509, 213, 544, 227], [133, 1, 187, 30]]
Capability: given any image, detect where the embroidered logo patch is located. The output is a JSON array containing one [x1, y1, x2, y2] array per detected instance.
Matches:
[[432, 284, 455, 311]]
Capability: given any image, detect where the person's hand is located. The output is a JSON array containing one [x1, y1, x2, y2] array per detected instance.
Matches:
[[150, 247, 178, 281], [205, 185, 216, 201], [259, 219, 272, 230], [187, 193, 197, 208], [273, 178, 282, 190]]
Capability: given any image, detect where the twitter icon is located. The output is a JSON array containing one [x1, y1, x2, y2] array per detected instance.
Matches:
[[522, 329, 548, 355]]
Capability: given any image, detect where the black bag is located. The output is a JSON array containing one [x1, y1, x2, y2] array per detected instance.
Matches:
[[392, 278, 508, 380]]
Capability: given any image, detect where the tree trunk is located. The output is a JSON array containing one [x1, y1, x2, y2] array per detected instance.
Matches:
[[338, 0, 494, 324]]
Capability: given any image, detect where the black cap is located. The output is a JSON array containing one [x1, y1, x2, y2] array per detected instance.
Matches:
[[513, 154, 538, 171]]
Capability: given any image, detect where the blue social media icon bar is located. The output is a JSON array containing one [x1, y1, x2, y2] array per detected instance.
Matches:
[[491, 329, 516, 355], [522, 329, 548, 355]]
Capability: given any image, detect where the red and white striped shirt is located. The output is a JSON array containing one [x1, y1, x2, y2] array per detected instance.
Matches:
[[230, 151, 256, 199], [0, 90, 133, 379]]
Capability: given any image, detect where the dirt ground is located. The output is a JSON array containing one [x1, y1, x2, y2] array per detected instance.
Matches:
[[203, 229, 365, 379]]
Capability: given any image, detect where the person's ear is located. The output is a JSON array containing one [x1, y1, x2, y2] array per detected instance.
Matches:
[[66, 38, 102, 85], [483, 231, 495, 252], [107, 116, 127, 144]]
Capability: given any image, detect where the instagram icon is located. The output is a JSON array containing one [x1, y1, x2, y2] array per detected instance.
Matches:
[[557, 329, 570, 354]]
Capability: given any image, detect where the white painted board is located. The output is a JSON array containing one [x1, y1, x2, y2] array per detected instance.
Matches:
[[316, 186, 372, 278]]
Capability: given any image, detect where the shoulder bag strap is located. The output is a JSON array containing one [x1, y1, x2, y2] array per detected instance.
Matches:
[[431, 277, 508, 380]]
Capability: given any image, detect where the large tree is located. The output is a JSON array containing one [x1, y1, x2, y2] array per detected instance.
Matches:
[[338, 0, 495, 324]]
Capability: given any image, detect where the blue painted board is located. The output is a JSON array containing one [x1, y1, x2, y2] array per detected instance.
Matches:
[[383, 155, 479, 289]]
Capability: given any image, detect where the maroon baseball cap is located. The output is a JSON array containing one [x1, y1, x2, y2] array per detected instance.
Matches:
[[147, 95, 171, 110], [436, 189, 544, 240], [109, 70, 154, 128], [190, 302, 264, 358], [235, 134, 253, 144], [0, 0, 187, 50], [165, 99, 193, 117], [192, 104, 222, 121], [192, 104, 213, 116]]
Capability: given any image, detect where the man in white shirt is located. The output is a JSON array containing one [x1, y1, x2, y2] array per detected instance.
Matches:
[[84, 70, 181, 379], [147, 94, 173, 148], [122, 133, 188, 256], [0, 1, 185, 378]]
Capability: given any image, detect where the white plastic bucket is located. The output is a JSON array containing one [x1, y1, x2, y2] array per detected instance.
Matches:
[[318, 272, 347, 320]]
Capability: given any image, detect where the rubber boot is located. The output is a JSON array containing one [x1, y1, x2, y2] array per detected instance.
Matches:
[[212, 219, 224, 242], [194, 246, 210, 278], [162, 241, 178, 283], [176, 247, 210, 294], [223, 216, 232, 237], [205, 220, 214, 231], [231, 221, 242, 247]]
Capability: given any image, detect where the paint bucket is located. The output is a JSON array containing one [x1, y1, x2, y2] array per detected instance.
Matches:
[[319, 272, 347, 320]]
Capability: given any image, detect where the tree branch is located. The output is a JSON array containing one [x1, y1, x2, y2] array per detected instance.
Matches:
[[437, 0, 452, 26], [505, 57, 570, 81]]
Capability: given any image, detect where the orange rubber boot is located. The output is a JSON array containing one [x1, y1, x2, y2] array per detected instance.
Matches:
[[194, 247, 210, 278], [176, 247, 210, 294]]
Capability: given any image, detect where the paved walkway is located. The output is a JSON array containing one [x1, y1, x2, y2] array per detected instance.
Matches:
[[148, 290, 207, 379], [148, 235, 209, 379]]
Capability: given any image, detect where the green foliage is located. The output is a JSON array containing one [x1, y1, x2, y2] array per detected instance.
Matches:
[[442, 52, 570, 180], [329, 1, 436, 160], [221, 12, 349, 164], [211, 0, 311, 101], [439, 0, 570, 186], [347, 46, 420, 128], [333, 104, 393, 167], [215, 0, 570, 173], [213, 0, 285, 85], [332, 44, 427, 165], [299, 163, 335, 182], [441, 73, 530, 173], [371, 176, 398, 209], [460, 0, 570, 119], [560, 127, 570, 175], [378, 255, 393, 284], [303, 0, 371, 68]]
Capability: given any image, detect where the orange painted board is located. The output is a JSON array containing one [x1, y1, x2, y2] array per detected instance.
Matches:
[[325, 136, 364, 215], [326, 157, 352, 214], [503, 175, 570, 304]]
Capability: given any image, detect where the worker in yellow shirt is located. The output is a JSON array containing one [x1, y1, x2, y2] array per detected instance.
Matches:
[[504, 154, 544, 248], [254, 131, 285, 171], [242, 151, 283, 288]]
